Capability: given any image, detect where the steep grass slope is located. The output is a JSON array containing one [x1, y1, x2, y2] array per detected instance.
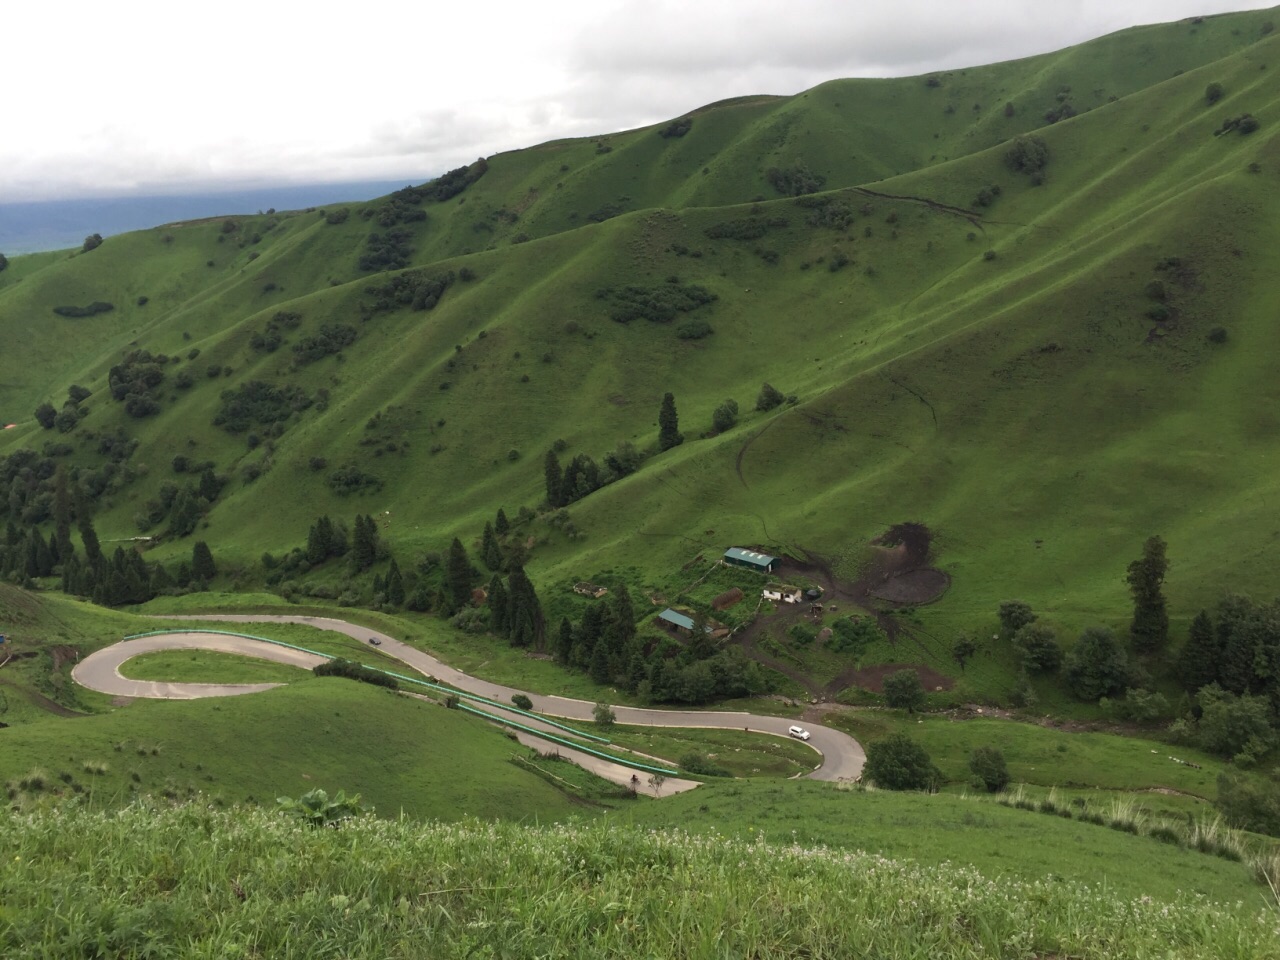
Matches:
[[2, 9, 1280, 654]]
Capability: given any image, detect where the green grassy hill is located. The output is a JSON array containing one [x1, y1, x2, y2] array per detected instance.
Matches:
[[3, 9, 1280, 698]]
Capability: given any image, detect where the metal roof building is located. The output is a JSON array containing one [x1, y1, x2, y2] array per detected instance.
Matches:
[[723, 547, 778, 573], [657, 608, 712, 633]]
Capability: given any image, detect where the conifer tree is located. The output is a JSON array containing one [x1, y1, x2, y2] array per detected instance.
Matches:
[[306, 520, 330, 565], [198, 466, 221, 503], [150, 563, 174, 594], [544, 450, 565, 508], [505, 564, 545, 649], [407, 584, 432, 612], [191, 541, 217, 582], [352, 515, 377, 571], [610, 584, 636, 645], [555, 616, 574, 664], [446, 537, 474, 611], [1127, 535, 1169, 653], [78, 512, 102, 566], [53, 467, 74, 563], [1177, 609, 1218, 693], [487, 574, 510, 635], [385, 558, 405, 607], [481, 521, 502, 571], [625, 650, 647, 692], [658, 393, 683, 451], [495, 508, 510, 536], [168, 487, 202, 538], [589, 637, 612, 683]]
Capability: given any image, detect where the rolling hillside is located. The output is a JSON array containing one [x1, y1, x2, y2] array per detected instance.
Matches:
[[3, 6, 1280, 665]]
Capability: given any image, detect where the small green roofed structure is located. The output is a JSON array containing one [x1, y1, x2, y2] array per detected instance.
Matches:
[[723, 547, 778, 574], [657, 608, 712, 635]]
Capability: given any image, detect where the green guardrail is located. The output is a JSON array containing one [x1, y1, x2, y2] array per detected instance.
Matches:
[[456, 704, 679, 777], [121, 629, 610, 744]]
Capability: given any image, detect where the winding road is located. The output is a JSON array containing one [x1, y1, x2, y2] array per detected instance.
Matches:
[[72, 614, 866, 792]]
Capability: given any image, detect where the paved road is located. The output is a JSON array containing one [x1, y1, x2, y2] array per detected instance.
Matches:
[[73, 633, 326, 700], [75, 614, 866, 785]]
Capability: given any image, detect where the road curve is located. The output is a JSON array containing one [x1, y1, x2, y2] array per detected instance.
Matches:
[[73, 633, 326, 700], [78, 614, 866, 783]]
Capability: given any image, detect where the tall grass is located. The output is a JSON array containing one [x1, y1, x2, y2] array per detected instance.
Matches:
[[1, 801, 1276, 959]]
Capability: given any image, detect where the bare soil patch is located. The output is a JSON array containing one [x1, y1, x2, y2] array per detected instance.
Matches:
[[870, 568, 950, 605], [845, 663, 955, 694]]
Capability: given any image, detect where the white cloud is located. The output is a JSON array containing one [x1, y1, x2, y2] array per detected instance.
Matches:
[[3, 0, 1274, 199]]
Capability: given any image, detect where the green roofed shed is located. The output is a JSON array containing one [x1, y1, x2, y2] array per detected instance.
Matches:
[[723, 547, 778, 573], [658, 608, 695, 631]]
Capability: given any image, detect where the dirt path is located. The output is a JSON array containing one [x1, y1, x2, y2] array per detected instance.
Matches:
[[0, 676, 87, 718], [852, 187, 986, 229], [734, 416, 780, 489]]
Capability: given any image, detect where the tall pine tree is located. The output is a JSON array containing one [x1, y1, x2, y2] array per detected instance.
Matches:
[[481, 521, 502, 571], [191, 541, 217, 582], [1126, 535, 1169, 653], [352, 515, 377, 571], [658, 392, 683, 451], [544, 450, 565, 508], [446, 537, 474, 611], [1177, 609, 1219, 693], [494, 508, 510, 536], [487, 574, 510, 635], [52, 467, 74, 563], [385, 558, 405, 607], [505, 564, 545, 649]]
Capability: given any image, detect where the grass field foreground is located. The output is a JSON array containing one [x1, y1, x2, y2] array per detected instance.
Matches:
[[1, 802, 1275, 960]]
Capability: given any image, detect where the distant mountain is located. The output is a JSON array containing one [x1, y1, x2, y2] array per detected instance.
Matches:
[[0, 180, 430, 253]]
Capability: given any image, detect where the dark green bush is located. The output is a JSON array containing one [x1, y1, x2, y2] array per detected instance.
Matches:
[[659, 117, 693, 139], [968, 746, 1011, 792], [53, 301, 114, 318], [313, 658, 398, 689], [767, 162, 825, 197], [676, 319, 714, 340], [327, 466, 383, 496]]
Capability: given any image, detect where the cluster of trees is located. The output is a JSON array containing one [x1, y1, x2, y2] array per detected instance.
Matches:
[[541, 393, 693, 511], [486, 564, 545, 648], [1004, 135, 1049, 181], [546, 587, 767, 705], [136, 464, 225, 537], [766, 162, 825, 197], [34, 384, 92, 434], [704, 216, 789, 241], [291, 325, 357, 365], [249, 310, 302, 354], [1, 478, 217, 608], [362, 270, 456, 316], [862, 734, 1009, 794], [213, 381, 313, 435], [108, 349, 171, 419], [598, 280, 717, 324], [359, 229, 414, 272]]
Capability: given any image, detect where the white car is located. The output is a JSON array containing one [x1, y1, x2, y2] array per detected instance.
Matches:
[[788, 725, 811, 741]]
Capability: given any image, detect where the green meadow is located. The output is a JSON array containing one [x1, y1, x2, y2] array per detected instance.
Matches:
[[2, 10, 1280, 952]]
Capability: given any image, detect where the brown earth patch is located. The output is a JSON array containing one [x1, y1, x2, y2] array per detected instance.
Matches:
[[844, 663, 955, 694], [870, 568, 951, 605]]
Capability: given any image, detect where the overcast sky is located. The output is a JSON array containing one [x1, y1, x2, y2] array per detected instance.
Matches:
[[5, 0, 1275, 200]]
